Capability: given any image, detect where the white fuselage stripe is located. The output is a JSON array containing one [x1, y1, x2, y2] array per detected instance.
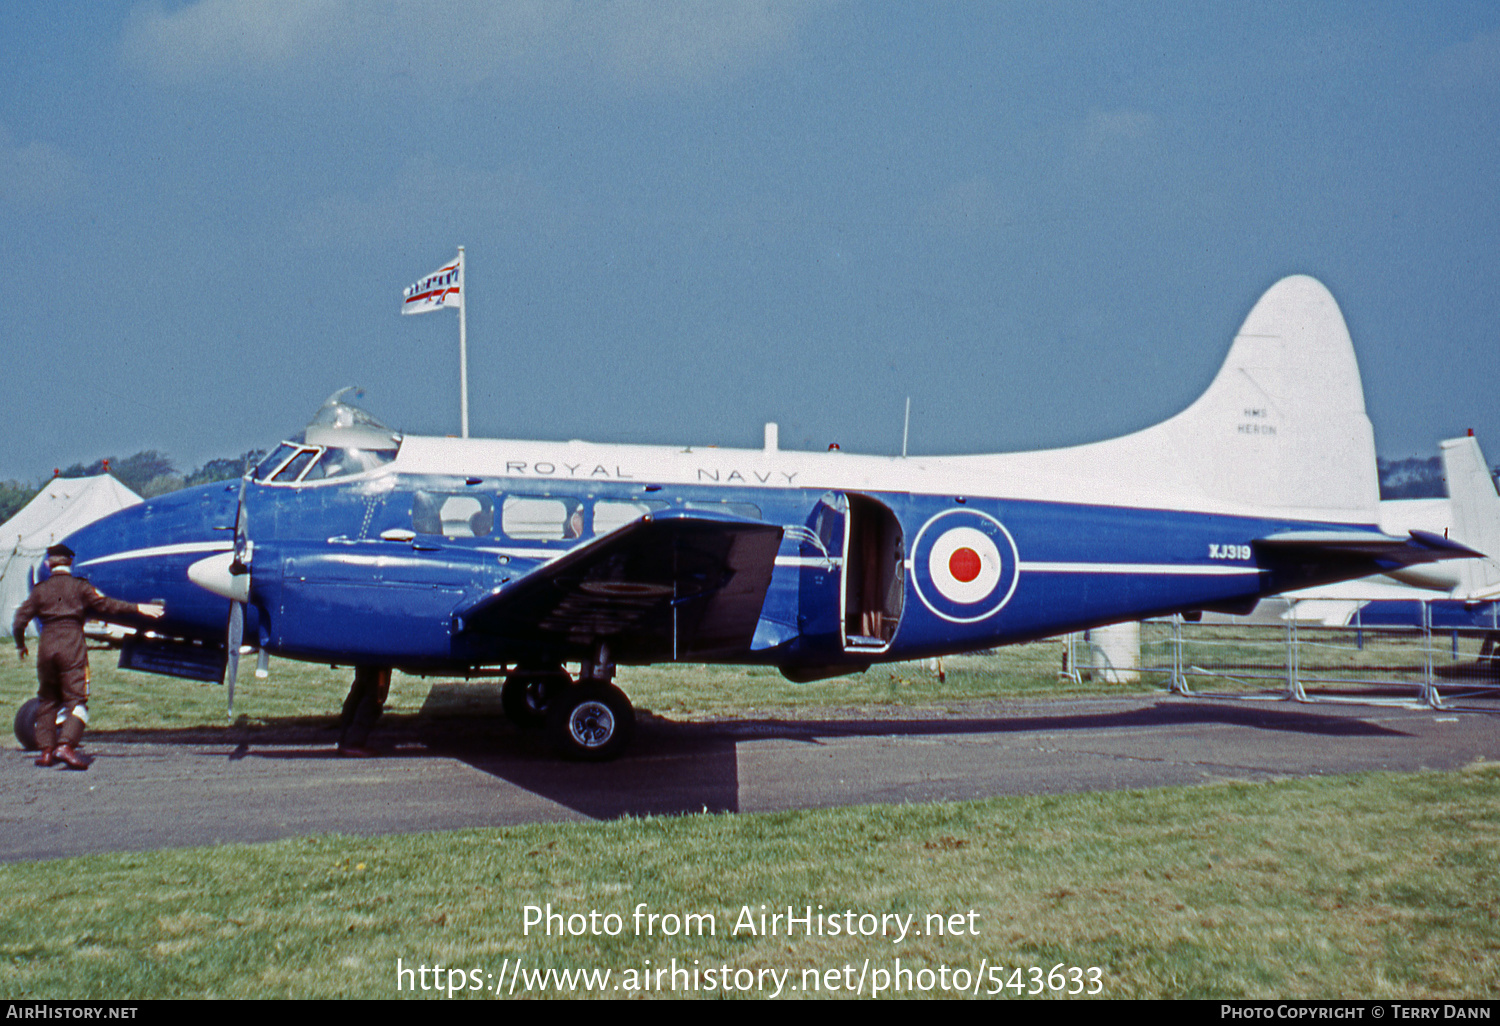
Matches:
[[1017, 561, 1262, 576], [76, 541, 232, 567], [477, 547, 564, 562], [74, 543, 1258, 579]]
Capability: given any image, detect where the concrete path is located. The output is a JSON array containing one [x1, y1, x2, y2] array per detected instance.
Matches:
[[4, 690, 1498, 861]]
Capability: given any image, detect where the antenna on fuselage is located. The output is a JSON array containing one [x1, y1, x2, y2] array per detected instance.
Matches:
[[902, 396, 911, 458]]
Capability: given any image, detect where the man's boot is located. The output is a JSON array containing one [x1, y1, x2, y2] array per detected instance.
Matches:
[[53, 744, 90, 770], [33, 747, 54, 768]]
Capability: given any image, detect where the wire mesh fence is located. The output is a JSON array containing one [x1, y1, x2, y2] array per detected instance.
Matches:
[[919, 605, 1500, 709], [1097, 609, 1497, 707]]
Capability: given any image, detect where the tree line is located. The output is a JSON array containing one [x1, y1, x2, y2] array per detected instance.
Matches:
[[1373, 455, 1500, 500], [0, 449, 265, 523]]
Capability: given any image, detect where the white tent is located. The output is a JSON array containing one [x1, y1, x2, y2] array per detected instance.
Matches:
[[0, 475, 142, 636]]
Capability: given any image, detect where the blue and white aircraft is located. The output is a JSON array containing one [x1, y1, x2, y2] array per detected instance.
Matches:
[[42, 275, 1477, 759]]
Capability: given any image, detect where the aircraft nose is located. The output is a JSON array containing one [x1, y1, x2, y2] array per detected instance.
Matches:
[[58, 483, 241, 641], [63, 501, 153, 571]]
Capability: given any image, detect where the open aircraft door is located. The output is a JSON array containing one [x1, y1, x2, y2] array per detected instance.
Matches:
[[841, 494, 905, 653], [799, 492, 905, 655]]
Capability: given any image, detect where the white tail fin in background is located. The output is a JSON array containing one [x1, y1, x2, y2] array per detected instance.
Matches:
[[985, 275, 1381, 523], [1440, 435, 1500, 599]]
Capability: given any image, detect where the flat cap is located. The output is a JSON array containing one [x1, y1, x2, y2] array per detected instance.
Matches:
[[45, 543, 75, 560]]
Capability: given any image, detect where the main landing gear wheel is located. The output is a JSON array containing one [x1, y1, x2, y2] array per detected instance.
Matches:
[[502, 666, 567, 729], [547, 683, 635, 762], [14, 697, 40, 751]]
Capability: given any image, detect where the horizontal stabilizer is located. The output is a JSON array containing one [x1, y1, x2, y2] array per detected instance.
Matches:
[[454, 510, 784, 662], [1257, 528, 1480, 560], [1255, 529, 1481, 594], [1407, 529, 1486, 559]]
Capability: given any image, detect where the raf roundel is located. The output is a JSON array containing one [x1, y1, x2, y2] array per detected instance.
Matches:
[[911, 510, 1020, 623]]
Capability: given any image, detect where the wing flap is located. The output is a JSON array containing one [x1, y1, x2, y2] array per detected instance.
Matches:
[[455, 510, 784, 662]]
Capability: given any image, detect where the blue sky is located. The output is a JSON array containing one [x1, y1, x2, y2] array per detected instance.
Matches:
[[3, 1, 1498, 482]]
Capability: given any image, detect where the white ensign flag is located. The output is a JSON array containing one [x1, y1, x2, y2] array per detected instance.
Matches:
[[402, 254, 462, 314], [402, 247, 471, 436]]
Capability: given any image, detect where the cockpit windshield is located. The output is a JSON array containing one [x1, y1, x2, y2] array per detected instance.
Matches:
[[253, 387, 401, 485]]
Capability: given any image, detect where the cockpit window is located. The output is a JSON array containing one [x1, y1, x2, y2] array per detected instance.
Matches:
[[254, 443, 301, 481], [272, 448, 319, 482], [255, 443, 397, 485], [256, 389, 402, 485], [301, 447, 394, 482]]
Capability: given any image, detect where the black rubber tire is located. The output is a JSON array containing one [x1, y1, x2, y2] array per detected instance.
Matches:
[[546, 683, 635, 762], [14, 697, 39, 751], [501, 667, 567, 729]]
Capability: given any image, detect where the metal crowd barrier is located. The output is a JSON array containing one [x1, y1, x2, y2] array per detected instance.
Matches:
[[1131, 600, 1500, 709]]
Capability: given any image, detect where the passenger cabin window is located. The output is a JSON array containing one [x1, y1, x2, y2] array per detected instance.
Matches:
[[683, 500, 762, 520], [412, 492, 494, 538], [593, 499, 669, 535], [502, 496, 585, 541]]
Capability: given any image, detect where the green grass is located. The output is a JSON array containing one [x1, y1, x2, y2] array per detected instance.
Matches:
[[6, 624, 1482, 738], [0, 638, 1121, 741], [5, 638, 1498, 999], [1, 768, 1498, 999]]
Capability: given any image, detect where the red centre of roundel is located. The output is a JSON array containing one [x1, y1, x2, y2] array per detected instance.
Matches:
[[948, 547, 983, 583]]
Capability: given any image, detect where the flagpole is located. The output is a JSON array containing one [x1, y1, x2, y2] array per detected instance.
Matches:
[[458, 245, 468, 438]]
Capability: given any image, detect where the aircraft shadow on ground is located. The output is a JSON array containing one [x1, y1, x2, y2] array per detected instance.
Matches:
[[83, 689, 1417, 822]]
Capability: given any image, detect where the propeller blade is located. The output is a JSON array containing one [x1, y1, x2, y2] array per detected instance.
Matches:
[[225, 599, 244, 717], [230, 471, 250, 572], [224, 458, 252, 717]]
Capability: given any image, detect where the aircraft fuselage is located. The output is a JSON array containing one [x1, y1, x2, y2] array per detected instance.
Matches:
[[63, 434, 1367, 679]]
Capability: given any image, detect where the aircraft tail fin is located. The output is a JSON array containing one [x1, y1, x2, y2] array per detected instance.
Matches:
[[1010, 275, 1381, 522], [1440, 434, 1500, 599], [1150, 274, 1379, 519]]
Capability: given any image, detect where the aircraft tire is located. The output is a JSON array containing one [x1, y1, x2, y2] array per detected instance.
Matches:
[[13, 697, 39, 751], [547, 683, 634, 762], [502, 667, 566, 729]]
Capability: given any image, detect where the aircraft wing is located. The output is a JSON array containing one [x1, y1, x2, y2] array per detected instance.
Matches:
[[453, 510, 785, 662]]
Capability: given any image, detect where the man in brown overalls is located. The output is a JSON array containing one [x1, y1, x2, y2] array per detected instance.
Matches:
[[12, 544, 164, 769]]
